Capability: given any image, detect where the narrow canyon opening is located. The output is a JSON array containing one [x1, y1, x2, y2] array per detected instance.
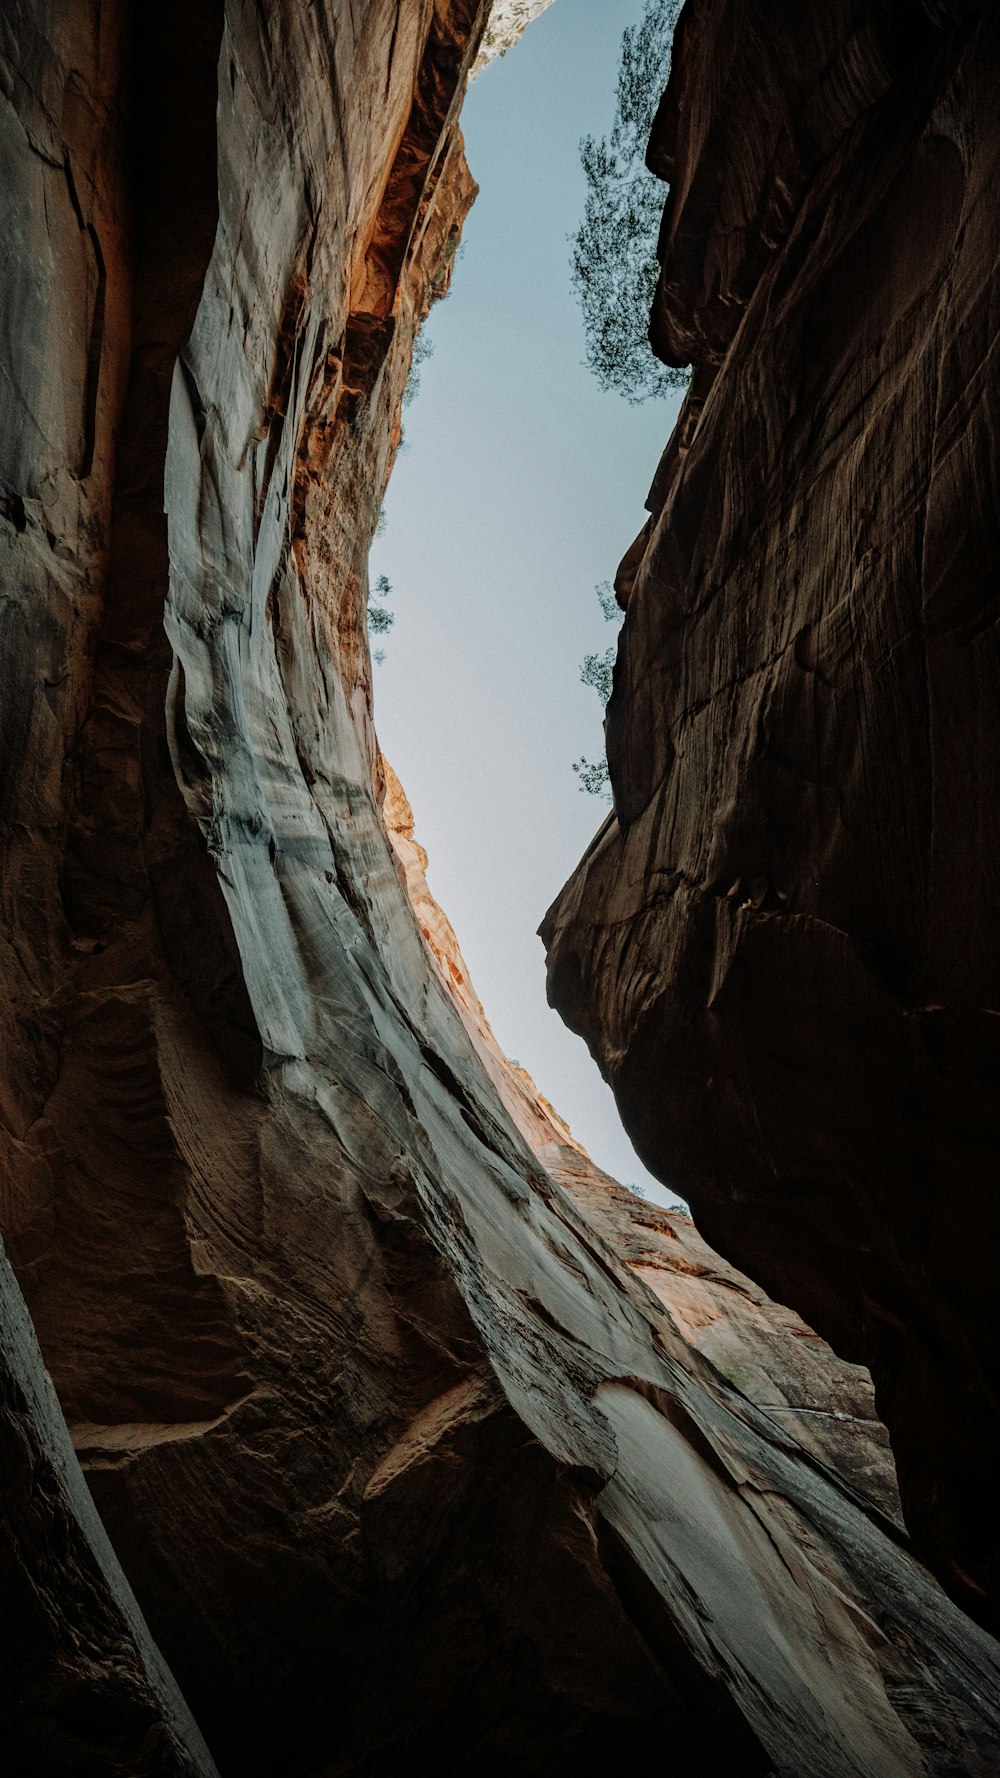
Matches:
[[367, 0, 686, 1206], [0, 2, 998, 1774]]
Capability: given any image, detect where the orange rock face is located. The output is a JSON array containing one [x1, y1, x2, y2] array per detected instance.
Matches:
[[1, 1, 1000, 1773], [544, 0, 1000, 1632]]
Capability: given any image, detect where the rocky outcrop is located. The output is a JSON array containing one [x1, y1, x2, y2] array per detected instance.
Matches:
[[387, 757, 918, 1527], [389, 756, 922, 1526], [474, 0, 557, 73], [544, 0, 1000, 1632], [2, 0, 1000, 1772], [556, 1164, 902, 1524]]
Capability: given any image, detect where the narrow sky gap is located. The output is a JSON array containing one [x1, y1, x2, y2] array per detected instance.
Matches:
[[370, 0, 686, 1206]]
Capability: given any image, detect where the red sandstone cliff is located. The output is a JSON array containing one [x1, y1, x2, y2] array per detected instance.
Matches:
[[544, 0, 1000, 1634], [1, 1, 999, 1772]]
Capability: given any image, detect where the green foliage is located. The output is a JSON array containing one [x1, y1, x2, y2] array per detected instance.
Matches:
[[570, 0, 689, 404], [573, 582, 622, 803], [401, 230, 464, 412], [368, 572, 394, 665], [580, 645, 615, 707], [403, 330, 436, 408], [596, 581, 620, 623], [572, 756, 612, 800], [614, 0, 681, 156], [429, 229, 463, 307], [718, 1365, 749, 1393]]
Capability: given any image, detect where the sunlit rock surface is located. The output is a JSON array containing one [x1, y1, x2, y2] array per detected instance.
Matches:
[[387, 765, 907, 1527], [1, 0, 999, 1771], [474, 0, 557, 73], [544, 0, 1000, 1632]]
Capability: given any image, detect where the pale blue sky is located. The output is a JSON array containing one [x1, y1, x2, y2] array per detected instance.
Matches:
[[371, 0, 686, 1205]]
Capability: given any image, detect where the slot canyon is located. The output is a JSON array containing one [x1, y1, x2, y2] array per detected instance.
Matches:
[[1, 1, 998, 1773]]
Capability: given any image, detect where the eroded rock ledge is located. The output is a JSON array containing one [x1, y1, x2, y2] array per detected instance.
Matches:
[[544, 0, 1000, 1633], [1, 0, 998, 1771]]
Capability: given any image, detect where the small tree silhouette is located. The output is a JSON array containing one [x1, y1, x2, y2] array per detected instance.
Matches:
[[570, 0, 689, 404], [368, 572, 394, 665], [573, 582, 622, 803]]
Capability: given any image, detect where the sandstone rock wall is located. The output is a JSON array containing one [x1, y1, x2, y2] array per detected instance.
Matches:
[[385, 760, 905, 1522], [0, 1241, 220, 1776], [544, 0, 1000, 1632], [2, 1, 1000, 1772]]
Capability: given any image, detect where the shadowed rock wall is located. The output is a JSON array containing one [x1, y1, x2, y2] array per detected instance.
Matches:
[[544, 0, 1000, 1632], [2, 0, 1000, 1772], [0, 1240, 220, 1776]]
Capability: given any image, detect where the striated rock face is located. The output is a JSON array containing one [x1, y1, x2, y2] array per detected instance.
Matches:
[[557, 1165, 902, 1525], [544, 0, 1000, 1631], [2, 0, 1000, 1772], [388, 759, 898, 1525]]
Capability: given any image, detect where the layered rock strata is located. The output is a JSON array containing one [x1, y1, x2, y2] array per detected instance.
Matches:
[[544, 0, 1000, 1631], [2, 1, 1000, 1773]]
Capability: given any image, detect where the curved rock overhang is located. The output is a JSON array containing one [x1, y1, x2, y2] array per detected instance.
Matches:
[[544, 0, 1000, 1634], [0, 0, 998, 1771]]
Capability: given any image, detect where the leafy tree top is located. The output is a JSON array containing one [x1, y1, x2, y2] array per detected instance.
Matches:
[[571, 0, 688, 404]]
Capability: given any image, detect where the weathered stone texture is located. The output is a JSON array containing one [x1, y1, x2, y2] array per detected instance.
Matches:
[[544, 0, 1000, 1631], [0, 1242, 219, 1776], [2, 0, 1000, 1772]]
